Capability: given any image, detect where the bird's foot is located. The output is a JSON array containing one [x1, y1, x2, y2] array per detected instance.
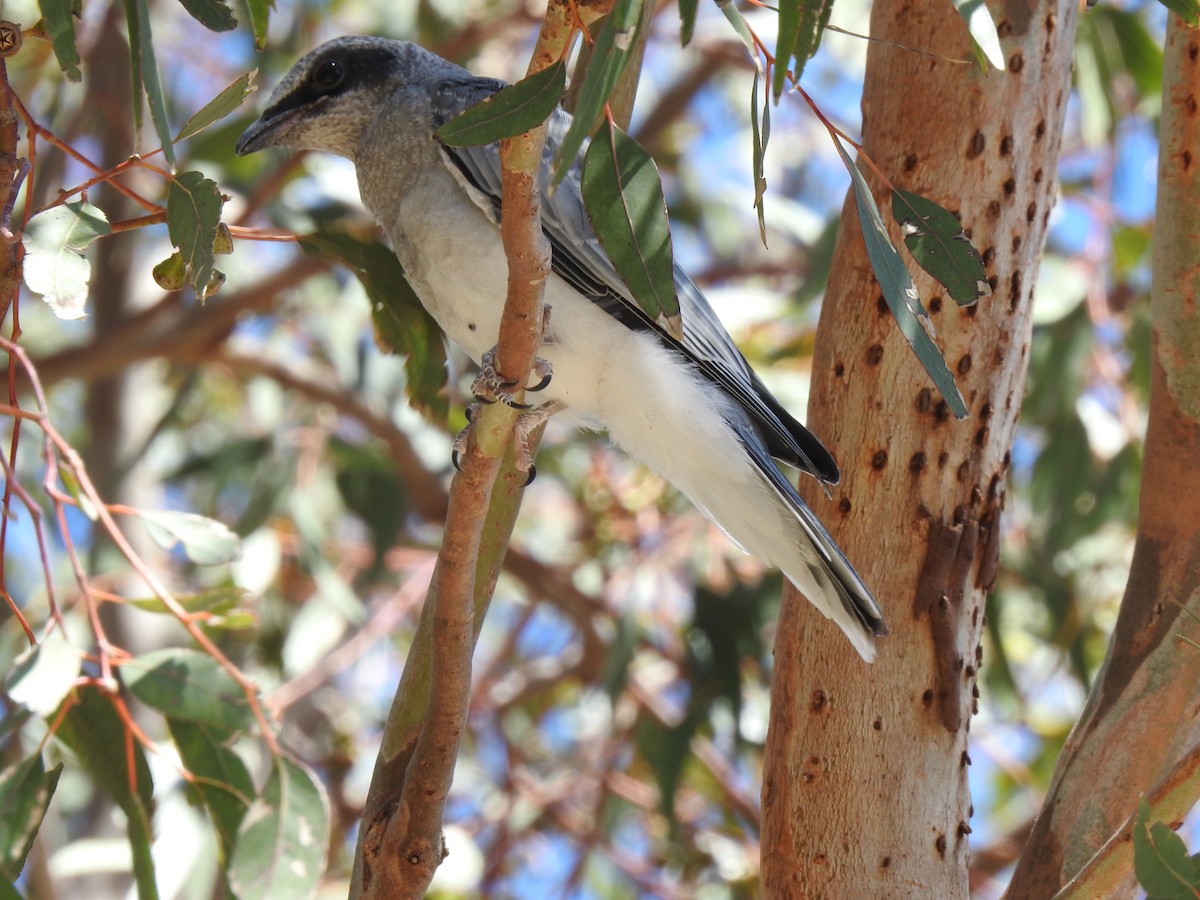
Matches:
[[472, 348, 553, 409], [451, 398, 565, 486]]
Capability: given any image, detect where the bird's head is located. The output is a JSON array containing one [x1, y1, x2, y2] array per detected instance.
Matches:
[[236, 36, 435, 161]]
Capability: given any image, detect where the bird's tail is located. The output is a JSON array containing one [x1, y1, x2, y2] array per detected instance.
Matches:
[[743, 439, 886, 661]]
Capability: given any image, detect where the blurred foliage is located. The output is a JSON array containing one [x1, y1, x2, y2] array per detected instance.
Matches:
[[0, 0, 1177, 898]]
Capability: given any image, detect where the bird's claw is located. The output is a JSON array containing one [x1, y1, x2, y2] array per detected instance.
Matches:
[[449, 398, 565, 485], [471, 348, 553, 408]]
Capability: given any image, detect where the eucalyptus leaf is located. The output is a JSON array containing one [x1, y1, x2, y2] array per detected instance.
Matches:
[[245, 0, 271, 49], [834, 138, 967, 418], [166, 171, 226, 301], [951, 0, 1006, 70], [141, 509, 242, 566], [176, 73, 256, 143], [892, 188, 990, 307], [773, 0, 834, 97], [582, 120, 681, 338], [22, 202, 111, 319], [38, 0, 81, 80], [551, 0, 644, 186], [129, 0, 175, 166], [299, 230, 448, 420], [5, 633, 80, 718], [1133, 797, 1200, 899], [55, 686, 158, 899], [168, 719, 254, 859], [227, 755, 330, 900], [438, 61, 566, 146], [0, 754, 63, 882], [123, 648, 254, 738], [175, 0, 236, 31]]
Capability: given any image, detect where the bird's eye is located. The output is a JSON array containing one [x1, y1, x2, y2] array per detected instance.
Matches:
[[312, 59, 345, 92]]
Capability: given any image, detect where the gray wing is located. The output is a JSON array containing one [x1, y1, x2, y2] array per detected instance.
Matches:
[[427, 76, 840, 484]]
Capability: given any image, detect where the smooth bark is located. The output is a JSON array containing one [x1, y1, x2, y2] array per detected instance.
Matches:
[[762, 2, 1078, 896], [1006, 14, 1200, 897]]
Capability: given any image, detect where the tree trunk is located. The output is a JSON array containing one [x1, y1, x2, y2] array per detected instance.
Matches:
[[761, 2, 1078, 896], [1005, 14, 1200, 897]]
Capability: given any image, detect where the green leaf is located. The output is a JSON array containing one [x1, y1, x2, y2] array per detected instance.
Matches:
[[951, 0, 1006, 70], [892, 188, 990, 307], [152, 250, 189, 291], [5, 633, 80, 718], [773, 0, 834, 98], [141, 508, 241, 565], [55, 686, 158, 900], [834, 138, 967, 418], [1159, 0, 1200, 27], [1133, 797, 1200, 899], [0, 876, 21, 900], [582, 120, 681, 338], [298, 230, 449, 421], [22, 202, 111, 319], [128, 0, 176, 167], [175, 72, 256, 143], [38, 0, 81, 80], [551, 0, 644, 186], [437, 61, 566, 146], [245, 0, 272, 49], [227, 755, 330, 900], [750, 71, 771, 246], [0, 754, 62, 882], [175, 0, 236, 31], [714, 0, 761, 65], [167, 719, 253, 860], [123, 648, 254, 738], [166, 171, 226, 302], [129, 585, 251, 615], [678, 0, 698, 45]]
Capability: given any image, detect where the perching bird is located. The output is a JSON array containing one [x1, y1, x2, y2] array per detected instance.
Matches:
[[237, 35, 887, 660]]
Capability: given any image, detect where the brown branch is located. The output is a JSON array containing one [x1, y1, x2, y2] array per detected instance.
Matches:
[[352, 5, 596, 895]]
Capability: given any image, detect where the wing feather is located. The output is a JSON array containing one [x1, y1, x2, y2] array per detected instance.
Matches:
[[427, 76, 839, 484]]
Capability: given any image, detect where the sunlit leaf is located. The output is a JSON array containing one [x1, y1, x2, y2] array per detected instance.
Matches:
[[166, 171, 226, 302], [1133, 797, 1200, 898], [175, 0, 236, 31], [38, 0, 81, 80], [714, 0, 762, 68], [299, 230, 448, 421], [834, 138, 967, 418], [582, 119, 681, 338], [551, 0, 643, 185], [5, 634, 80, 718], [892, 188, 990, 307], [123, 648, 254, 738], [227, 755, 330, 899], [951, 0, 1006, 70], [22, 202, 111, 319], [438, 61, 565, 146], [141, 509, 241, 565], [176, 72, 256, 143], [0, 754, 63, 882]]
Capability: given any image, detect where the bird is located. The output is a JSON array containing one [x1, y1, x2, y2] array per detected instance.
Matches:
[[236, 35, 887, 661]]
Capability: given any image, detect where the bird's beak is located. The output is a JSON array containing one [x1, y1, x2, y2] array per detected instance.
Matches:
[[236, 106, 301, 156]]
